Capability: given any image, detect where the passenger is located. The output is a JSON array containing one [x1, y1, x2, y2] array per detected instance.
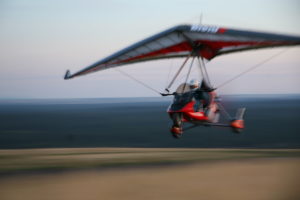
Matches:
[[189, 79, 213, 112], [160, 79, 214, 114]]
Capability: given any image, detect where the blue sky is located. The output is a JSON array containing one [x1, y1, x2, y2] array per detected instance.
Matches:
[[0, 0, 299, 98]]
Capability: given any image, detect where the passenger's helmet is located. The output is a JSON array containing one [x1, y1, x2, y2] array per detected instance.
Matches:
[[189, 79, 199, 89]]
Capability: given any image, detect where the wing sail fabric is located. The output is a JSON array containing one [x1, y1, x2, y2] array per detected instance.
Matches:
[[65, 25, 300, 79]]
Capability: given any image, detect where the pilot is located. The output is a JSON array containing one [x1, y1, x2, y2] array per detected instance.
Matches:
[[189, 79, 213, 112], [189, 79, 200, 89]]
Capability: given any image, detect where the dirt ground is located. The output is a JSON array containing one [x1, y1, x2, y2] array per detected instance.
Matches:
[[0, 148, 299, 200]]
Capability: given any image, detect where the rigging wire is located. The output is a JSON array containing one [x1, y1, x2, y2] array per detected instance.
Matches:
[[165, 54, 191, 91], [202, 58, 212, 86], [216, 48, 288, 89], [217, 102, 233, 120], [114, 68, 161, 95], [114, 48, 289, 96], [165, 59, 174, 89], [182, 57, 195, 93], [197, 56, 212, 86], [184, 57, 195, 84]]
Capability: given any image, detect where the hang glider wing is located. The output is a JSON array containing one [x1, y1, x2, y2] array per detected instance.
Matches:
[[65, 24, 300, 79]]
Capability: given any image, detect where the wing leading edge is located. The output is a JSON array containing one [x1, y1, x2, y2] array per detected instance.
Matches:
[[65, 24, 300, 79]]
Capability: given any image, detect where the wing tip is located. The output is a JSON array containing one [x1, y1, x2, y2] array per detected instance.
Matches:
[[64, 70, 72, 80]]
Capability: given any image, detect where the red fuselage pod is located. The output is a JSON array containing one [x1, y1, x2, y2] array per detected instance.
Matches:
[[167, 91, 218, 123]]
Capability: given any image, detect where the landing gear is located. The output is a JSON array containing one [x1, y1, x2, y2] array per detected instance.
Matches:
[[171, 127, 183, 138], [231, 119, 244, 134], [170, 113, 183, 139], [230, 108, 246, 134]]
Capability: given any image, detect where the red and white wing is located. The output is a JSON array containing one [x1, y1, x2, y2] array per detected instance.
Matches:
[[65, 25, 300, 79]]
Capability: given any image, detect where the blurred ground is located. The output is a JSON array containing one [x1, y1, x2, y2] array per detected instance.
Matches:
[[1, 148, 299, 174], [0, 96, 299, 199], [0, 148, 299, 200]]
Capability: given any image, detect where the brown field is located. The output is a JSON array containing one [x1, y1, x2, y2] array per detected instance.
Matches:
[[0, 148, 299, 200]]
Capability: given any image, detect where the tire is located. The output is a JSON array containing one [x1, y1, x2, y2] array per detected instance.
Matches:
[[172, 132, 183, 139], [172, 113, 182, 128], [170, 113, 183, 139], [232, 127, 242, 134]]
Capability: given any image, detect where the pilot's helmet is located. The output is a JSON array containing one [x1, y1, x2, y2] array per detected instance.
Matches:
[[189, 79, 199, 89]]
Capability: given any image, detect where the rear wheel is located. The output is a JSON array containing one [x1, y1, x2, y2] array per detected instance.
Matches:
[[231, 119, 244, 134], [172, 132, 183, 139], [232, 127, 242, 134]]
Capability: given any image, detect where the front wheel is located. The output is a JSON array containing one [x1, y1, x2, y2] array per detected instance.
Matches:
[[171, 127, 183, 138], [170, 113, 183, 139], [171, 113, 183, 127]]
